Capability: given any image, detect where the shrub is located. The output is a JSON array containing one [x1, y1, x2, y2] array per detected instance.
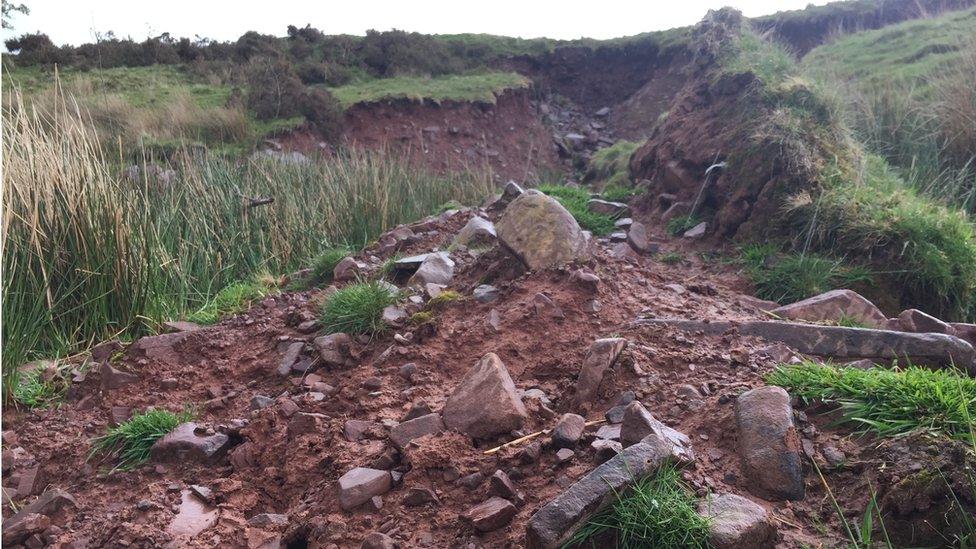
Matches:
[[244, 56, 304, 120], [565, 463, 710, 549], [299, 87, 344, 142], [320, 281, 398, 335], [538, 184, 617, 236], [90, 407, 194, 471], [767, 362, 976, 443]]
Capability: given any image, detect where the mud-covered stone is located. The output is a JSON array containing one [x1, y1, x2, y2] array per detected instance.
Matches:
[[443, 353, 527, 439], [735, 386, 804, 501], [389, 413, 445, 450], [771, 289, 887, 328], [574, 338, 628, 409], [496, 190, 590, 271], [338, 467, 392, 510], [313, 333, 359, 369], [462, 497, 517, 532], [150, 422, 232, 464], [699, 493, 777, 549], [551, 413, 586, 449]]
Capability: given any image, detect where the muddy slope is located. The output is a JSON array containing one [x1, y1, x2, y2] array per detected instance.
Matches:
[[340, 87, 557, 182]]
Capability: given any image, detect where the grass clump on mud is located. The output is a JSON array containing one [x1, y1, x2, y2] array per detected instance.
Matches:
[[538, 184, 617, 236], [565, 463, 710, 549], [320, 281, 398, 336], [187, 277, 277, 325], [13, 364, 67, 409], [585, 140, 640, 189], [767, 362, 976, 443], [310, 247, 351, 283], [737, 244, 872, 304], [90, 407, 193, 471]]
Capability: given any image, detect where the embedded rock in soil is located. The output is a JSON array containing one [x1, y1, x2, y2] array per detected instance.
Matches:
[[574, 338, 628, 410], [489, 469, 521, 502], [525, 431, 680, 548], [533, 292, 565, 319], [952, 323, 976, 348], [150, 422, 232, 464], [462, 497, 517, 532], [443, 353, 527, 439], [277, 341, 304, 376], [389, 413, 445, 450], [473, 284, 500, 303], [162, 320, 201, 333], [735, 386, 804, 501], [626, 221, 658, 254], [771, 289, 887, 328], [362, 531, 397, 549], [699, 493, 777, 549], [338, 467, 392, 511], [898, 308, 952, 334], [99, 362, 139, 390], [619, 401, 694, 464], [2, 513, 50, 546], [551, 413, 586, 449], [634, 318, 976, 372], [313, 333, 359, 369], [586, 198, 629, 217], [167, 489, 218, 540], [5, 489, 77, 530], [129, 331, 191, 361], [453, 215, 497, 248], [683, 221, 707, 238], [333, 256, 366, 282], [496, 190, 590, 271], [488, 180, 525, 212], [409, 251, 455, 286], [344, 419, 382, 442]]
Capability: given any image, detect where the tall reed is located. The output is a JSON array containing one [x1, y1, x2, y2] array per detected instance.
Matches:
[[1, 86, 493, 401]]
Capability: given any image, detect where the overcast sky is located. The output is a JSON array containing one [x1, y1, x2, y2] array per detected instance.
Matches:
[[2, 0, 832, 46]]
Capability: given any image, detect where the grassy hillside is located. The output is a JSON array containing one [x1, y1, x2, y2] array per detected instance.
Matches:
[[802, 7, 976, 211], [328, 72, 529, 107]]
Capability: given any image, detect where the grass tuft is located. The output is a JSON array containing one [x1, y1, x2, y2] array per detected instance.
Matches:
[[186, 278, 276, 325], [310, 247, 351, 284], [89, 407, 193, 471], [538, 184, 617, 236], [767, 361, 976, 443], [659, 251, 684, 265], [666, 214, 702, 236], [320, 281, 398, 336], [564, 463, 710, 549], [427, 290, 462, 308], [13, 364, 66, 409], [738, 245, 872, 305]]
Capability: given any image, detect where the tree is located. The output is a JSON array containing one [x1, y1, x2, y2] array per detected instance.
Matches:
[[2, 0, 29, 30]]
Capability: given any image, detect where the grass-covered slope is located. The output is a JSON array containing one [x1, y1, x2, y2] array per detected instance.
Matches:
[[328, 72, 529, 107], [629, 8, 976, 320]]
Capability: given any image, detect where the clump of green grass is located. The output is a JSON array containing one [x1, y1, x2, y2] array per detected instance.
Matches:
[[659, 251, 684, 265], [738, 245, 872, 304], [565, 463, 710, 549], [538, 184, 617, 236], [89, 407, 194, 471], [187, 278, 276, 325], [601, 185, 639, 203], [320, 280, 398, 335], [309, 247, 351, 284], [767, 362, 976, 443], [665, 214, 701, 236], [585, 140, 640, 190], [13, 364, 66, 409]]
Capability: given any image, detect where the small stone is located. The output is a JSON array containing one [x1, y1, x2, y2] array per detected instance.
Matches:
[[248, 513, 288, 528], [627, 221, 658, 254], [338, 468, 392, 511], [333, 256, 365, 281], [735, 386, 804, 501], [462, 497, 517, 533], [571, 270, 600, 293], [574, 338, 628, 409], [595, 424, 621, 441], [555, 448, 575, 464], [699, 493, 777, 549], [287, 412, 326, 438], [551, 414, 585, 449], [409, 252, 454, 286], [822, 446, 846, 467], [403, 486, 440, 507], [582, 299, 602, 313], [519, 441, 543, 465], [488, 470, 520, 501], [453, 216, 497, 248], [250, 395, 274, 411], [533, 293, 564, 319], [362, 531, 396, 549], [100, 362, 139, 390], [344, 420, 381, 442], [605, 404, 627, 424], [459, 472, 485, 490], [151, 423, 231, 464], [402, 402, 432, 422], [313, 333, 359, 369], [620, 401, 694, 464], [591, 439, 623, 462], [389, 413, 445, 450], [473, 285, 500, 303], [161, 378, 179, 390], [381, 306, 408, 326], [363, 377, 382, 390], [683, 222, 707, 238], [277, 342, 304, 376], [442, 353, 527, 439], [614, 217, 633, 229], [399, 363, 417, 381]]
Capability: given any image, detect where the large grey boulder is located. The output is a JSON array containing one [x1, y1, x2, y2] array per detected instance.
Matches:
[[771, 289, 887, 328], [699, 493, 777, 549], [443, 353, 528, 439], [735, 387, 804, 501], [525, 426, 691, 548], [632, 318, 975, 373], [496, 190, 589, 271]]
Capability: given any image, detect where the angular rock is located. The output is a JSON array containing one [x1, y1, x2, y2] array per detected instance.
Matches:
[[453, 216, 497, 248], [898, 308, 952, 334], [609, 242, 638, 261], [248, 513, 288, 527], [633, 318, 975, 373], [683, 221, 707, 238], [488, 470, 520, 501], [2, 513, 50, 546], [473, 284, 500, 303], [408, 251, 454, 286], [443, 353, 528, 439], [489, 180, 525, 211], [771, 289, 887, 329], [362, 532, 397, 549], [699, 493, 777, 549], [595, 424, 621, 440], [555, 448, 575, 463], [277, 342, 304, 376], [100, 362, 139, 390], [462, 497, 517, 532], [333, 256, 365, 282], [525, 432, 679, 548], [551, 414, 585, 449], [735, 386, 804, 501], [381, 306, 408, 326], [129, 331, 191, 361], [162, 321, 201, 333], [344, 420, 381, 442], [952, 323, 976, 348], [620, 402, 694, 463], [313, 333, 358, 369], [533, 292, 564, 319], [389, 413, 445, 450], [586, 199, 628, 217], [496, 190, 589, 271], [614, 217, 633, 229], [574, 338, 628, 409], [571, 270, 600, 293], [591, 439, 623, 462], [150, 422, 232, 464], [403, 486, 439, 507], [626, 221, 658, 254], [338, 468, 392, 510]]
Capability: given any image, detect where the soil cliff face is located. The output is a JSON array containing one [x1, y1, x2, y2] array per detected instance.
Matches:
[[341, 87, 557, 182]]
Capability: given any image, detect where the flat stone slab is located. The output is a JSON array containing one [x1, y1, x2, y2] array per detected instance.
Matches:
[[150, 422, 232, 464], [633, 318, 975, 373], [525, 430, 686, 548]]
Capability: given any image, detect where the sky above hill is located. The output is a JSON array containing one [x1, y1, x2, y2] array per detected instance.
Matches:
[[2, 0, 832, 46]]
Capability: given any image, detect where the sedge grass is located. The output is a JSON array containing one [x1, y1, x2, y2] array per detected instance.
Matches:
[[89, 407, 194, 471], [320, 281, 399, 336]]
